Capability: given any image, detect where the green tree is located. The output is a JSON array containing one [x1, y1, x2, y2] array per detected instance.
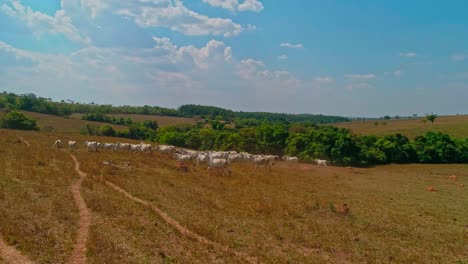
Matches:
[[100, 125, 116, 137], [426, 113, 437, 124], [0, 111, 38, 131]]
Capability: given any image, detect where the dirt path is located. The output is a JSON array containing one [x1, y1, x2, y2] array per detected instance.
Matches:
[[0, 235, 34, 264], [17, 136, 30, 148], [68, 154, 91, 264], [104, 180, 259, 264]]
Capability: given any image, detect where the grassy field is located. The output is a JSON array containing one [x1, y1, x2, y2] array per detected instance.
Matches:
[[0, 129, 467, 263], [70, 113, 199, 127], [0, 111, 128, 133], [331, 115, 468, 139]]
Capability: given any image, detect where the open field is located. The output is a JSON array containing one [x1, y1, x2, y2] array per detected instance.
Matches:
[[0, 129, 467, 263], [331, 115, 468, 139], [70, 113, 199, 127], [0, 111, 128, 133]]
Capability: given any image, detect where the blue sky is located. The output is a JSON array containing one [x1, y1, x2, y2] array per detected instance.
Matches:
[[0, 0, 467, 117]]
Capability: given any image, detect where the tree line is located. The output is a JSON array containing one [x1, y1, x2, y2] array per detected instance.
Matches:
[[0, 92, 350, 125]]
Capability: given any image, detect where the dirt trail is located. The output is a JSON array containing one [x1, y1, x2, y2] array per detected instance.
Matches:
[[0, 235, 34, 264], [104, 180, 259, 264], [68, 154, 91, 264], [17, 136, 30, 148]]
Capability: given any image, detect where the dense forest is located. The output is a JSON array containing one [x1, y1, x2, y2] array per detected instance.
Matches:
[[0, 92, 350, 124]]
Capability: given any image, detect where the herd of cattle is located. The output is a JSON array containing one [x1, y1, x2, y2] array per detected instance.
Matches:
[[53, 140, 328, 174]]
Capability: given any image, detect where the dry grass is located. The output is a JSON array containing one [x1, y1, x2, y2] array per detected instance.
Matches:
[[70, 113, 199, 127], [1, 129, 467, 263], [331, 115, 468, 139], [19, 111, 127, 133]]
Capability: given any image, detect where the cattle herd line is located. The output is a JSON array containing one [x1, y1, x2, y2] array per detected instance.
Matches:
[[53, 140, 328, 175]]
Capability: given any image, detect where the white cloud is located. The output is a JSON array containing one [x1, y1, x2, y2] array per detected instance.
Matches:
[[280, 42, 303, 49], [399, 52, 417, 58], [451, 53, 466, 62], [314, 76, 334, 84], [277, 54, 288, 60], [344, 74, 377, 81], [394, 69, 402, 77], [345, 83, 373, 91], [115, 1, 243, 37], [1, 0, 90, 44], [203, 0, 264, 12]]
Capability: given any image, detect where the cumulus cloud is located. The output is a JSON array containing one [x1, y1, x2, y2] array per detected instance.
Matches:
[[280, 42, 303, 49], [344, 74, 377, 81], [115, 0, 243, 37], [203, 0, 264, 12], [314, 76, 334, 84], [451, 53, 466, 62], [399, 52, 417, 58], [277, 54, 288, 60], [1, 0, 91, 44], [345, 83, 373, 91]]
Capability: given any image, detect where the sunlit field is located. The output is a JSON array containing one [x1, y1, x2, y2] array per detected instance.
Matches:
[[70, 113, 199, 128], [1, 129, 466, 263], [331, 115, 468, 139]]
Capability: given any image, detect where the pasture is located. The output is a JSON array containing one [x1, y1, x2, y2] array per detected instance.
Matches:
[[331, 115, 468, 139], [70, 113, 199, 127], [0, 129, 466, 263]]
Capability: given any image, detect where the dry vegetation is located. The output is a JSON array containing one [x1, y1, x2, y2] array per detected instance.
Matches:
[[19, 111, 127, 133], [70, 113, 199, 127], [1, 129, 467, 263], [331, 115, 468, 139]]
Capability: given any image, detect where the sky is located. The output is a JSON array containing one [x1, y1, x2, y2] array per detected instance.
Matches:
[[0, 0, 467, 117]]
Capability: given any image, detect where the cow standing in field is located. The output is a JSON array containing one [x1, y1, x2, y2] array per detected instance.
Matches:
[[85, 141, 98, 152], [53, 140, 62, 151], [68, 141, 77, 151], [207, 157, 231, 175], [316, 159, 328, 166]]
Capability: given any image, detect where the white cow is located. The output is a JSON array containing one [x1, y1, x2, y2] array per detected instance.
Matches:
[[140, 143, 153, 154], [207, 157, 231, 175], [316, 159, 328, 166], [68, 141, 77, 151], [85, 141, 98, 152], [157, 145, 175, 155], [196, 153, 210, 166], [282, 156, 299, 162], [130, 144, 142, 153], [175, 153, 193, 164], [253, 155, 276, 171], [53, 140, 62, 150]]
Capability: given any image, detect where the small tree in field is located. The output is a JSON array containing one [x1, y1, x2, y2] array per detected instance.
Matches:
[[426, 113, 437, 124]]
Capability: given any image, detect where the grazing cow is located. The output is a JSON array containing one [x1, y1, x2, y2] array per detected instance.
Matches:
[[84, 141, 98, 152], [53, 140, 62, 150], [157, 145, 175, 155], [175, 153, 193, 164], [253, 155, 275, 171], [228, 153, 244, 164], [130, 144, 142, 153], [140, 143, 153, 154], [117, 143, 131, 152], [68, 141, 77, 151], [282, 156, 299, 162], [207, 158, 231, 175], [196, 153, 210, 166], [103, 143, 115, 151], [316, 159, 328, 166]]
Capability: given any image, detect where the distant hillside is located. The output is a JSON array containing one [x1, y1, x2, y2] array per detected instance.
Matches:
[[177, 104, 350, 124], [331, 115, 468, 139], [0, 92, 350, 125]]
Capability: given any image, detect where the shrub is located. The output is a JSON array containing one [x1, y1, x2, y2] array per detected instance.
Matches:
[[0, 111, 39, 131]]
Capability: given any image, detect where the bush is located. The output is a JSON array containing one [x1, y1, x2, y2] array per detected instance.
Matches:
[[0, 111, 39, 131], [100, 125, 116, 137]]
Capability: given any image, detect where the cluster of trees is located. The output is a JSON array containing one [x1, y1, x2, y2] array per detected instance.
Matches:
[[80, 120, 158, 141], [82, 112, 134, 126], [1, 93, 350, 125], [178, 104, 350, 124], [0, 111, 39, 131], [147, 123, 468, 165]]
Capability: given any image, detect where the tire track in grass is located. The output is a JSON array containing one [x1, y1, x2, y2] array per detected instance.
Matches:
[[68, 154, 91, 264], [17, 136, 30, 148], [0, 235, 34, 264], [104, 180, 260, 264]]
